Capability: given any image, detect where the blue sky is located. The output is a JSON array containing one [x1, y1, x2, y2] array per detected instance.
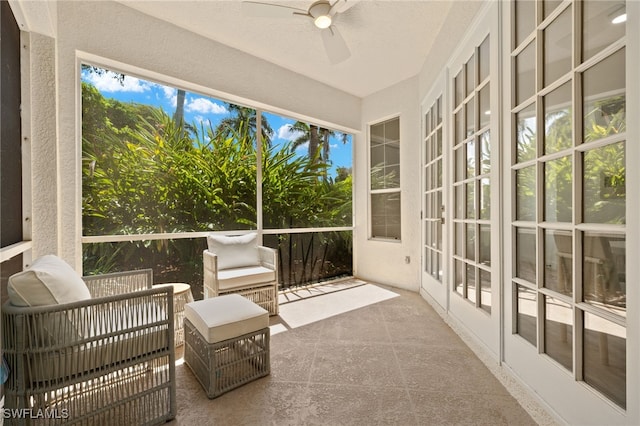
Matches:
[[81, 68, 352, 177]]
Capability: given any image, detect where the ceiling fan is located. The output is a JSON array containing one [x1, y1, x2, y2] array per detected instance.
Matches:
[[242, 0, 358, 64]]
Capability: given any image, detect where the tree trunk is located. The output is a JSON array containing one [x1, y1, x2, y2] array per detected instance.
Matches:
[[309, 126, 319, 162], [174, 89, 186, 124]]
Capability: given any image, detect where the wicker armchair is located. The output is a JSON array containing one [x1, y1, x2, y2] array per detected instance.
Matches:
[[2, 269, 176, 425], [203, 233, 279, 315]]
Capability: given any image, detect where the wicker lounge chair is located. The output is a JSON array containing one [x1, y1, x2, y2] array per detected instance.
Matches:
[[203, 233, 279, 315], [2, 267, 176, 425]]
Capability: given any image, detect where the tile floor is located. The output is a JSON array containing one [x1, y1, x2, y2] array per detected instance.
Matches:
[[169, 280, 553, 425]]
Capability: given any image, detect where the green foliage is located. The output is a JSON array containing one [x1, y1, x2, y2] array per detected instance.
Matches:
[[514, 94, 626, 225], [516, 114, 536, 163], [544, 109, 572, 154], [584, 96, 626, 143], [81, 82, 353, 288], [544, 155, 572, 222], [584, 142, 625, 224], [216, 103, 273, 145]]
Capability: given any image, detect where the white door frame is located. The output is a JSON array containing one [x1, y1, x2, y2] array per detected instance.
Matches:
[[420, 76, 448, 309], [444, 0, 502, 360]]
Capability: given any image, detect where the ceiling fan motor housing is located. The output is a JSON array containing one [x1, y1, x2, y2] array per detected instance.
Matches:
[[309, 1, 333, 28]]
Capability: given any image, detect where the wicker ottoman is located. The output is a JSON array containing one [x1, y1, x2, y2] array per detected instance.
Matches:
[[184, 294, 270, 398]]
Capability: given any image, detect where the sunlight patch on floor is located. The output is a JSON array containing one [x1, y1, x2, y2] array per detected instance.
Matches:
[[270, 283, 399, 335], [277, 277, 368, 304]]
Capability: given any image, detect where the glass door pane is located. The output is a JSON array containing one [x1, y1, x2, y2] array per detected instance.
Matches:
[[510, 0, 627, 408], [452, 35, 493, 312], [424, 96, 444, 282]]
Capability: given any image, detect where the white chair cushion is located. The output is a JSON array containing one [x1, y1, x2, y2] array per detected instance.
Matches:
[[8, 255, 91, 307], [185, 294, 269, 344], [206, 233, 260, 270], [217, 266, 275, 291]]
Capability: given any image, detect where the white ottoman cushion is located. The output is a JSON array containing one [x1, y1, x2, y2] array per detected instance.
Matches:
[[185, 294, 269, 344]]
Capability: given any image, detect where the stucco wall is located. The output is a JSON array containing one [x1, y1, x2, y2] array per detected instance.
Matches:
[[40, 0, 360, 270], [354, 76, 421, 291], [417, 1, 484, 100], [353, 1, 483, 291], [26, 32, 58, 258]]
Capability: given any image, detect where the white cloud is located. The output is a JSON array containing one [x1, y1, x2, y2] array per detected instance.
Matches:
[[294, 142, 309, 152], [160, 86, 177, 107], [84, 70, 151, 93], [185, 97, 228, 114], [277, 124, 304, 142], [193, 115, 211, 125], [162, 86, 176, 99]]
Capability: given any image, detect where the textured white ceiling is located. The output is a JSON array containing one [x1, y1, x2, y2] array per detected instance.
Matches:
[[116, 0, 456, 98]]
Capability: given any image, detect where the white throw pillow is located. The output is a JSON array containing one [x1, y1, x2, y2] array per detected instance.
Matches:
[[8, 255, 91, 306], [206, 233, 260, 270]]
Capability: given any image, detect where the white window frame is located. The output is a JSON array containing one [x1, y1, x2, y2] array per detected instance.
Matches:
[[420, 77, 448, 309], [77, 58, 356, 276], [502, 1, 636, 423], [368, 115, 401, 241]]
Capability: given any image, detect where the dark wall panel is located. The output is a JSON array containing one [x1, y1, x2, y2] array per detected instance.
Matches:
[[0, 0, 23, 248]]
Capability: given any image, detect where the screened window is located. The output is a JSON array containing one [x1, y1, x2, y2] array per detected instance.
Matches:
[[81, 65, 353, 292]]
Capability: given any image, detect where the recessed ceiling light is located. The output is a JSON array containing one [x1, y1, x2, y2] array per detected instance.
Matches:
[[611, 12, 626, 24], [609, 5, 626, 24]]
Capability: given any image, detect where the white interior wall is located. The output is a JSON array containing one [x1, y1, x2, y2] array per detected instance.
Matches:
[[417, 1, 484, 100], [353, 0, 484, 290], [354, 76, 421, 291], [38, 0, 361, 269]]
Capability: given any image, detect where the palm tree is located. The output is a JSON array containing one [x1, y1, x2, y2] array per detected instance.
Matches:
[[173, 89, 186, 124], [290, 122, 321, 162], [290, 122, 350, 181], [216, 104, 273, 145], [319, 128, 350, 163]]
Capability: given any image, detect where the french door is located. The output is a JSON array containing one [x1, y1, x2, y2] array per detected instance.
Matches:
[[503, 0, 630, 421], [446, 4, 501, 356], [421, 85, 446, 308], [421, 3, 500, 356]]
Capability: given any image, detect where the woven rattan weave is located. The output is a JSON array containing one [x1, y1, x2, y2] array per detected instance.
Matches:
[[2, 269, 176, 425], [184, 318, 270, 399]]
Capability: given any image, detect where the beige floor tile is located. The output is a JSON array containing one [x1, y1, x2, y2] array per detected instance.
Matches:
[[309, 341, 405, 388], [169, 282, 540, 425], [303, 383, 416, 425]]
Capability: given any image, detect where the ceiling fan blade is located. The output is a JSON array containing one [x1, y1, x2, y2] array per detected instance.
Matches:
[[242, 1, 306, 18], [320, 26, 351, 65], [329, 0, 359, 15]]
